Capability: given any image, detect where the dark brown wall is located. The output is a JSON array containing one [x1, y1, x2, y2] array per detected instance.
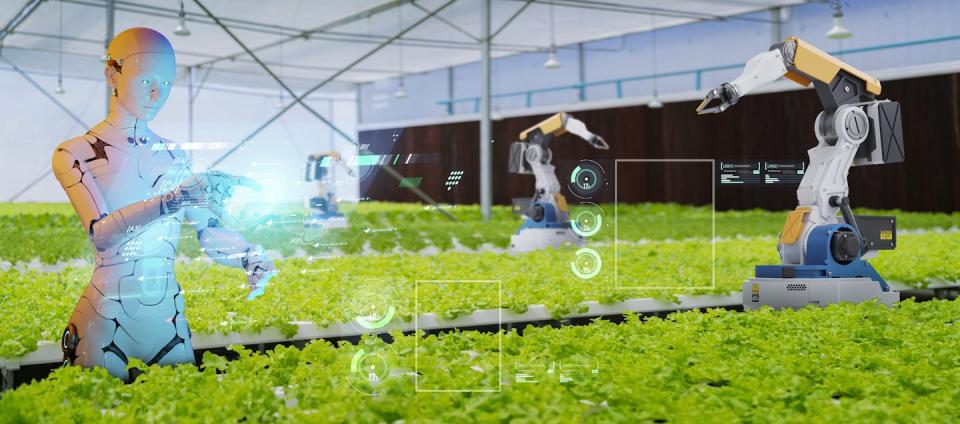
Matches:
[[359, 73, 960, 212]]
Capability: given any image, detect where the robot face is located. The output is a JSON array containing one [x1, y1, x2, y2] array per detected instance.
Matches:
[[114, 53, 176, 121]]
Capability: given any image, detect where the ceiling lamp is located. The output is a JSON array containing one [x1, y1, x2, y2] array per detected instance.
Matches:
[[394, 77, 408, 99], [174, 0, 191, 37], [543, 46, 561, 69], [55, 0, 65, 95], [647, 94, 662, 109], [394, 7, 408, 99], [647, 13, 663, 108], [825, 1, 852, 39], [543, 1, 560, 69]]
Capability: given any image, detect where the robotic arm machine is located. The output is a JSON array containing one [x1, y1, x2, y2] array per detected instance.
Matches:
[[698, 37, 904, 309], [304, 151, 352, 228], [508, 112, 608, 252]]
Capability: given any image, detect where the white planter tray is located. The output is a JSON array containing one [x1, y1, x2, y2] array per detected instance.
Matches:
[[0, 293, 741, 370]]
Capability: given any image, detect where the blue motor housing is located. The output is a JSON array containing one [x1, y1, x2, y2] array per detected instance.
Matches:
[[755, 223, 890, 292], [516, 201, 571, 232]]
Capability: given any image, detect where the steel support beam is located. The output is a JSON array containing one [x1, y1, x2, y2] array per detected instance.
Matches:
[[479, 0, 492, 220], [378, 165, 456, 221], [490, 0, 533, 40], [193, 0, 355, 144], [770, 6, 784, 46], [577, 42, 586, 101], [410, 1, 479, 42], [0, 0, 43, 44], [199, 0, 458, 220], [2, 54, 91, 202], [502, 0, 776, 23], [105, 0, 115, 114], [187, 66, 195, 161], [190, 0, 414, 68], [204, 0, 456, 164], [446, 66, 455, 115]]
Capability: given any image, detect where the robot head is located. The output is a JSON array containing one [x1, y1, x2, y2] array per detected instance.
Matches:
[[104, 28, 176, 121]]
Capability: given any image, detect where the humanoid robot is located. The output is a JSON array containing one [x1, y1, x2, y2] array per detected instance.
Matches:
[[52, 28, 277, 380], [508, 112, 608, 252], [697, 36, 903, 309], [304, 151, 349, 229]]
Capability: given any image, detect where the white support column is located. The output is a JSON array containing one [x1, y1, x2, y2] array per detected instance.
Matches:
[[479, 0, 492, 220], [105, 0, 115, 114], [770, 6, 784, 46], [187, 66, 194, 161]]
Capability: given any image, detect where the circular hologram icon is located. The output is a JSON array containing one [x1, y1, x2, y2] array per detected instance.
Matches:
[[347, 341, 400, 395], [226, 176, 280, 229], [278, 212, 331, 247], [344, 278, 398, 333], [568, 160, 605, 199], [570, 247, 602, 280], [570, 203, 603, 238]]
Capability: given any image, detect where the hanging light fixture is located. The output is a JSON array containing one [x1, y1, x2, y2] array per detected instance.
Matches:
[[55, 0, 65, 95], [394, 76, 408, 99], [647, 13, 662, 109], [544, 46, 560, 70], [394, 6, 408, 99], [174, 0, 191, 37], [543, 1, 560, 69], [825, 0, 852, 39]]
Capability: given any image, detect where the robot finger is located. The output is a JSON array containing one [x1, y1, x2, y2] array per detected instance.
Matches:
[[695, 83, 738, 114], [246, 270, 277, 301], [589, 135, 609, 150]]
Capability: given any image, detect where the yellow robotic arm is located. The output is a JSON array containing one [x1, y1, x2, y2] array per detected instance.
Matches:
[[508, 112, 608, 251], [696, 37, 905, 309], [697, 36, 881, 115], [518, 112, 609, 150]]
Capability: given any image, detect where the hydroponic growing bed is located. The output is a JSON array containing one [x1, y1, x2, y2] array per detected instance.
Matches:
[[2, 203, 959, 361], [2, 300, 960, 422], [2, 202, 960, 423]]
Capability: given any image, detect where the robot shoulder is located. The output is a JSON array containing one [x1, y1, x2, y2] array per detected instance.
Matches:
[[52, 135, 97, 178]]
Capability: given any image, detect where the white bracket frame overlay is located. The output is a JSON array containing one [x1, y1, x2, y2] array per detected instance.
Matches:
[[614, 159, 716, 290], [414, 279, 503, 393]]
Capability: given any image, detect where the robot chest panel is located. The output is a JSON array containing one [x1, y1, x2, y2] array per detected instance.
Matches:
[[89, 146, 188, 207], [128, 214, 184, 252]]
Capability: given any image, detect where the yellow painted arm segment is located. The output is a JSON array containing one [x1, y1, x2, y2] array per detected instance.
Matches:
[[779, 206, 811, 244], [786, 36, 881, 95], [554, 193, 569, 213], [520, 112, 568, 141]]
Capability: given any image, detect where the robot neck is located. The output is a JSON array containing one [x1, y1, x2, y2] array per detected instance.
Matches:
[[102, 106, 152, 141]]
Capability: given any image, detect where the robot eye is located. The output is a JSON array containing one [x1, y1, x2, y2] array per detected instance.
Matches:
[[141, 79, 151, 85], [161, 81, 170, 86]]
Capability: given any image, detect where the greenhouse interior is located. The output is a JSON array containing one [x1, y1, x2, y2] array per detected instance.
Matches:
[[1, 0, 960, 421]]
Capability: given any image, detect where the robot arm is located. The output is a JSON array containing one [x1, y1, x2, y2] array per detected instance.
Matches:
[[509, 112, 609, 181], [508, 112, 608, 219], [517, 112, 609, 150], [696, 37, 902, 269], [697, 36, 882, 115], [185, 207, 277, 300], [695, 49, 788, 114], [52, 144, 181, 251]]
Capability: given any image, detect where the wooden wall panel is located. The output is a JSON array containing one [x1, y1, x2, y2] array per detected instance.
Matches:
[[359, 73, 960, 212]]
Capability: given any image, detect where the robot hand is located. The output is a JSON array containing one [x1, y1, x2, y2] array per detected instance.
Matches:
[[696, 83, 739, 114], [175, 171, 260, 221], [243, 249, 277, 301], [563, 115, 610, 150], [696, 48, 788, 115]]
